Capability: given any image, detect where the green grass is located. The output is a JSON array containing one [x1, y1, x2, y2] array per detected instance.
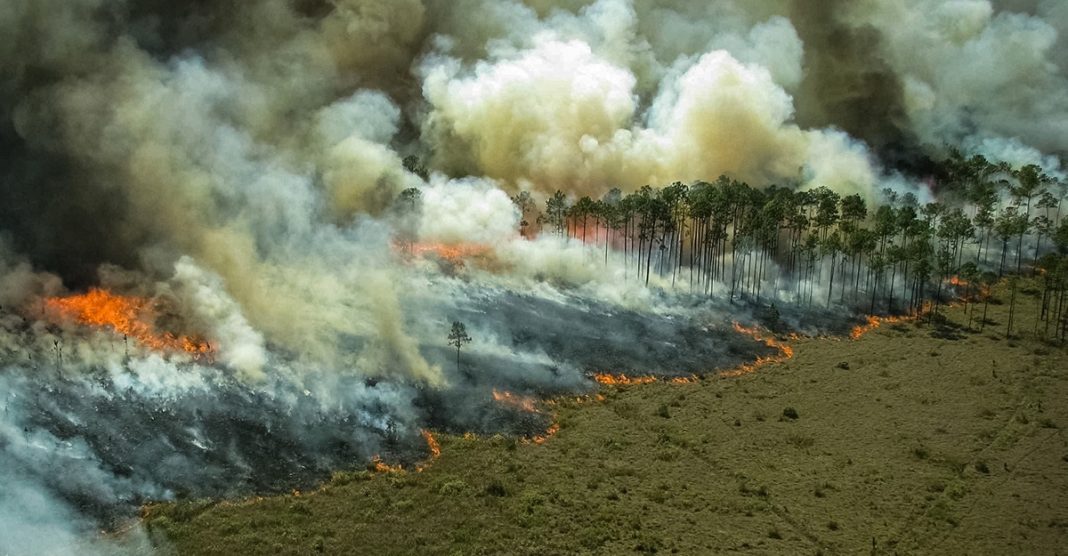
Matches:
[[142, 284, 1068, 555]]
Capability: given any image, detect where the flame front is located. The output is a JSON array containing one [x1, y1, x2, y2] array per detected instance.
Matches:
[[405, 242, 492, 264], [369, 455, 404, 474], [44, 288, 212, 358], [530, 423, 560, 445], [849, 315, 909, 340], [492, 389, 540, 413], [720, 323, 796, 378], [421, 429, 441, 460], [592, 373, 658, 386]]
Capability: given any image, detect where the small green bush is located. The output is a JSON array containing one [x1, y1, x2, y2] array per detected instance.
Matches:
[[484, 480, 509, 497]]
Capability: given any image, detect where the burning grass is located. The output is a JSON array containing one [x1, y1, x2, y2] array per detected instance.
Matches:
[[405, 242, 493, 264], [718, 322, 796, 378], [592, 373, 659, 386], [44, 288, 212, 358], [491, 389, 541, 413], [143, 288, 1068, 555]]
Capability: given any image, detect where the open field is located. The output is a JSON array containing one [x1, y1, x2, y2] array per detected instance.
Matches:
[[144, 284, 1068, 555]]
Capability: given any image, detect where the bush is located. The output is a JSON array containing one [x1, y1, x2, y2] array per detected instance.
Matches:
[[439, 480, 470, 495], [484, 480, 509, 497], [782, 407, 799, 420], [656, 404, 671, 419]]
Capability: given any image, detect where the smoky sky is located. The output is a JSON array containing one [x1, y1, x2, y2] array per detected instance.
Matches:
[[2, 0, 1065, 284]]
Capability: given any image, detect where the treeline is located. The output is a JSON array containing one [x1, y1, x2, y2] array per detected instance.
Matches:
[[506, 153, 1068, 339]]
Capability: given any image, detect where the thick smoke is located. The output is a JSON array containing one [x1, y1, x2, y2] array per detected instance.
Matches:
[[0, 0, 1065, 551]]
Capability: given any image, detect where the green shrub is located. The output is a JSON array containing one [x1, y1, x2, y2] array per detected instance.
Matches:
[[438, 480, 470, 495], [484, 480, 509, 497]]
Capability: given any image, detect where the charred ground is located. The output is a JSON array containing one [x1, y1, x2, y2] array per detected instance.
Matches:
[[143, 280, 1068, 555]]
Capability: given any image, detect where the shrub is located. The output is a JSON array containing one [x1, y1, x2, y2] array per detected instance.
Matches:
[[484, 480, 509, 497], [439, 480, 470, 495], [782, 407, 799, 420]]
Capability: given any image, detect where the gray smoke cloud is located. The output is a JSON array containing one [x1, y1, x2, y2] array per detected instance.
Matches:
[[0, 0, 1065, 551]]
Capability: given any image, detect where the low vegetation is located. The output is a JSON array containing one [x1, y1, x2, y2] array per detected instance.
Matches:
[[143, 282, 1068, 554]]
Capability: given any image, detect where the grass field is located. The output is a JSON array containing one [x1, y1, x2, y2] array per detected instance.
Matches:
[[143, 283, 1068, 555]]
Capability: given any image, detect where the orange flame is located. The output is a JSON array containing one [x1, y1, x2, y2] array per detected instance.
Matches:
[[592, 373, 658, 386], [44, 288, 212, 358], [405, 242, 492, 264], [421, 429, 441, 460], [414, 429, 442, 473], [492, 389, 540, 413], [369, 455, 404, 474], [529, 422, 560, 445], [720, 323, 796, 378], [849, 314, 911, 340]]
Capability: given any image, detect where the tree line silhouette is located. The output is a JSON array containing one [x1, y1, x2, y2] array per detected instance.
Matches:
[[506, 153, 1068, 339]]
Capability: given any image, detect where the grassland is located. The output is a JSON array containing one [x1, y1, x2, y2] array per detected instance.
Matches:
[[143, 283, 1068, 555]]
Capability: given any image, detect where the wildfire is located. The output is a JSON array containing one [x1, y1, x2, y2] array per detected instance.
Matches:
[[529, 422, 560, 445], [414, 429, 442, 472], [369, 455, 404, 474], [849, 314, 911, 340], [492, 389, 540, 413], [44, 288, 212, 358], [421, 429, 441, 460], [405, 242, 492, 264], [720, 323, 796, 378], [947, 275, 968, 287], [592, 373, 658, 386]]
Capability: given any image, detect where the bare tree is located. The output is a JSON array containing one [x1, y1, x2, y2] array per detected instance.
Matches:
[[447, 321, 472, 371]]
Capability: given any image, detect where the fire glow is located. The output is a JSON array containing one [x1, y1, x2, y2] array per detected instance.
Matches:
[[528, 423, 560, 445], [492, 389, 540, 413], [592, 373, 658, 386], [719, 323, 796, 378], [849, 315, 909, 340], [415, 430, 441, 472], [369, 455, 404, 474], [407, 242, 492, 263], [44, 288, 212, 358]]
